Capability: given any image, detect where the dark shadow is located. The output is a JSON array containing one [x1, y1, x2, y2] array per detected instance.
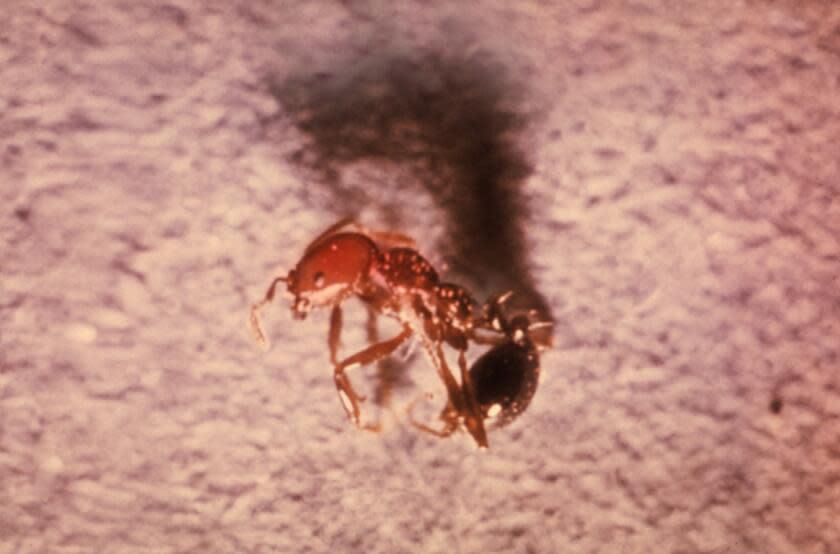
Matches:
[[266, 48, 551, 323], [265, 44, 558, 402]]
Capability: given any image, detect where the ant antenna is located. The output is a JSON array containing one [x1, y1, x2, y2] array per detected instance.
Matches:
[[496, 290, 514, 305], [527, 321, 553, 331], [249, 275, 287, 350]]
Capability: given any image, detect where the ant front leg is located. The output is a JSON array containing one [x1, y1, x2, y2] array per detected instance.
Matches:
[[333, 325, 413, 429], [328, 304, 342, 365]]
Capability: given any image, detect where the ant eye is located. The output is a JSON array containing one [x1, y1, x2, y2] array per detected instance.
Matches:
[[314, 271, 325, 288]]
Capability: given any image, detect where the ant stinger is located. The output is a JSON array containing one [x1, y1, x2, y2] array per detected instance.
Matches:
[[409, 292, 553, 445], [249, 217, 494, 446]]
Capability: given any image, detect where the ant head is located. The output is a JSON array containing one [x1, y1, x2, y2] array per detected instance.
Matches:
[[481, 292, 553, 348], [481, 291, 512, 332], [508, 315, 532, 345], [283, 269, 309, 320], [288, 233, 378, 318]]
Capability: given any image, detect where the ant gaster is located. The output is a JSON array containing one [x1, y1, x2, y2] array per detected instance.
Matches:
[[249, 218, 491, 447], [410, 292, 551, 445]]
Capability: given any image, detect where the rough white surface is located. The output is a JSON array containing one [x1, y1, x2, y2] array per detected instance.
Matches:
[[2, 1, 840, 553]]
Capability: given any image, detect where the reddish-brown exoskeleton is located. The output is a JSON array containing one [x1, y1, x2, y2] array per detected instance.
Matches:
[[249, 218, 492, 446], [410, 292, 552, 445]]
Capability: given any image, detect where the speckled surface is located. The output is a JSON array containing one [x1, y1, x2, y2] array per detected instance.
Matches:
[[2, 1, 840, 553]]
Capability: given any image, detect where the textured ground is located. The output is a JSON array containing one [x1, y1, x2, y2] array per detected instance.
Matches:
[[2, 1, 840, 553]]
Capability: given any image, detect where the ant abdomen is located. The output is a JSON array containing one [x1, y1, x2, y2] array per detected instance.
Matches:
[[470, 339, 540, 427]]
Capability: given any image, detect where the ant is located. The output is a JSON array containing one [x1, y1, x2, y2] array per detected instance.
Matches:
[[249, 218, 494, 445], [410, 291, 551, 446]]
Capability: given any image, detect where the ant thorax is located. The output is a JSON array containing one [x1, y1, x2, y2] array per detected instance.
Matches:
[[367, 248, 441, 321], [375, 248, 439, 290]]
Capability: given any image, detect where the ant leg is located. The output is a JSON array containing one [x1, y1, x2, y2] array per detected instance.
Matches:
[[333, 326, 413, 427], [366, 305, 394, 406], [365, 304, 379, 344], [470, 330, 507, 347], [456, 349, 489, 449], [328, 304, 342, 365], [249, 276, 285, 349], [407, 344, 465, 438], [409, 344, 487, 445], [407, 393, 459, 438], [432, 343, 466, 416]]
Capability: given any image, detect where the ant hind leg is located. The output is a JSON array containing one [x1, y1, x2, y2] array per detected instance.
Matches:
[[407, 393, 459, 438], [456, 349, 489, 448]]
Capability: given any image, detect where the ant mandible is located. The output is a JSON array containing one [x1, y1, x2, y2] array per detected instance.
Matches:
[[410, 292, 552, 446], [249, 218, 491, 446]]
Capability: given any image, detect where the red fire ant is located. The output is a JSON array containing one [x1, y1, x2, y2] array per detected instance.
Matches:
[[410, 291, 551, 445], [249, 218, 493, 446]]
